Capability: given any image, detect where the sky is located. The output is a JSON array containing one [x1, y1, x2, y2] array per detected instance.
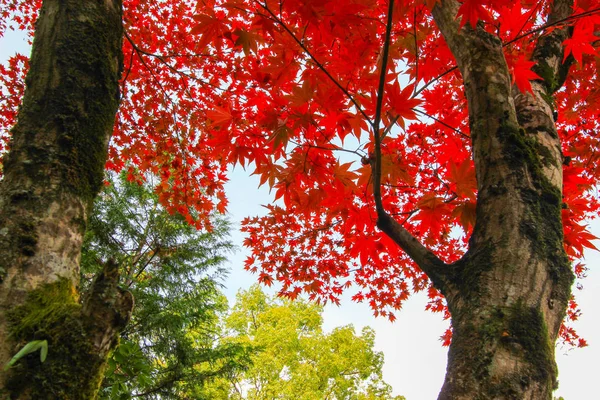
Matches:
[[2, 23, 600, 400]]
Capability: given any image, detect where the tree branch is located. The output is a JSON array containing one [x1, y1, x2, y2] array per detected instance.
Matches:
[[508, 5, 600, 48], [419, 4, 600, 98], [253, 0, 372, 124], [531, 0, 574, 93], [413, 108, 469, 138], [510, 1, 575, 192], [83, 260, 134, 358], [371, 1, 450, 288], [372, 0, 395, 216], [376, 213, 449, 290]]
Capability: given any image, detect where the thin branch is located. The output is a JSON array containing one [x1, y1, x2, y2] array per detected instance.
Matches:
[[415, 6, 600, 97], [121, 46, 135, 88], [413, 108, 469, 138], [381, 114, 400, 140], [529, 0, 581, 95], [124, 30, 225, 93], [305, 115, 368, 156], [124, 33, 178, 113], [289, 139, 365, 157], [513, 3, 541, 42], [505, 6, 600, 47], [253, 0, 372, 124], [130, 247, 160, 287], [372, 0, 395, 216], [288, 220, 342, 243], [413, 66, 458, 97], [371, 1, 451, 287]]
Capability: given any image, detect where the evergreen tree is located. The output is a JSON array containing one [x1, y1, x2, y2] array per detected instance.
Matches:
[[82, 172, 253, 399]]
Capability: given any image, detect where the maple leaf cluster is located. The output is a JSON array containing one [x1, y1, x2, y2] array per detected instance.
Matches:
[[1, 0, 600, 344]]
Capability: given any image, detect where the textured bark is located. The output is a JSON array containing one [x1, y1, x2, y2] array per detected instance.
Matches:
[[375, 1, 575, 399], [0, 0, 131, 398], [431, 1, 574, 398]]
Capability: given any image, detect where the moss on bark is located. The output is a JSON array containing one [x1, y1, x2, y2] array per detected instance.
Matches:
[[443, 300, 557, 399], [498, 118, 573, 304], [503, 302, 555, 385], [4, 0, 123, 206], [441, 115, 570, 398], [6, 279, 108, 399]]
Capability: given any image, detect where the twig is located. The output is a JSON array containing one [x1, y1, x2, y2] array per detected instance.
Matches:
[[253, 0, 372, 125]]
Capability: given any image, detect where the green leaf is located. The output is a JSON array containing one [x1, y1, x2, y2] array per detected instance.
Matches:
[[39, 340, 48, 362], [4, 340, 48, 370], [82, 171, 252, 398], [216, 285, 403, 399]]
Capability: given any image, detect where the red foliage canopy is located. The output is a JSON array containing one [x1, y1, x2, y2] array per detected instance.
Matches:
[[1, 0, 599, 346]]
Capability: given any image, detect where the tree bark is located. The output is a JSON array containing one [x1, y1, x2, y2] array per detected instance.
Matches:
[[0, 0, 132, 398], [373, 1, 575, 398], [430, 1, 574, 398]]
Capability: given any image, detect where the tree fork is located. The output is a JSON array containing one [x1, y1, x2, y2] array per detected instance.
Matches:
[[0, 0, 131, 397], [427, 0, 575, 398]]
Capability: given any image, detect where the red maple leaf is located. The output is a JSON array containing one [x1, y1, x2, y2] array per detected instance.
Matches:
[[563, 22, 598, 64], [3, 0, 600, 379], [507, 54, 541, 93], [386, 81, 422, 129], [456, 0, 492, 29]]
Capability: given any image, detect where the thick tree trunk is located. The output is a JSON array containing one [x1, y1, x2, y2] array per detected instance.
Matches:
[[0, 0, 132, 398], [432, 1, 574, 398], [376, 1, 575, 399]]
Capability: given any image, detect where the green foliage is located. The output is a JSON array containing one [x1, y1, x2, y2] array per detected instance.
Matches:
[[81, 173, 403, 399], [81, 172, 253, 399], [206, 285, 406, 400]]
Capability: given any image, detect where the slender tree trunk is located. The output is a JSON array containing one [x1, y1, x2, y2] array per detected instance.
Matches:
[[0, 0, 132, 398]]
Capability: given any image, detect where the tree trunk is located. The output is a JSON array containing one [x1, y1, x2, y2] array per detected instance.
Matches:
[[375, 1, 575, 398], [0, 0, 132, 398], [432, 1, 574, 398]]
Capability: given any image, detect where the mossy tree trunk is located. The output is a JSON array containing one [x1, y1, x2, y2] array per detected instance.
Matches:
[[0, 0, 132, 398], [433, 1, 574, 398], [377, 1, 575, 398]]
